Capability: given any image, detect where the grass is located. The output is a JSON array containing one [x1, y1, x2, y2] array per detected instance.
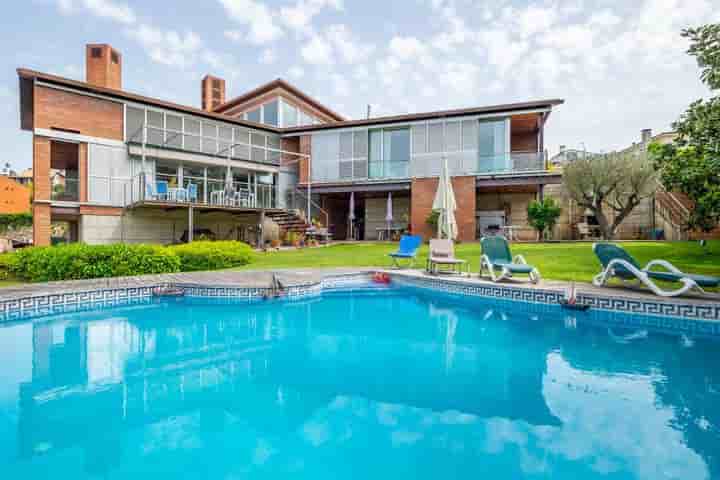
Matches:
[[241, 240, 720, 284], [1, 241, 718, 288]]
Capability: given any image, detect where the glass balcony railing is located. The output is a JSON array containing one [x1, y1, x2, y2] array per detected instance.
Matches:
[[125, 173, 278, 209], [51, 177, 80, 201]]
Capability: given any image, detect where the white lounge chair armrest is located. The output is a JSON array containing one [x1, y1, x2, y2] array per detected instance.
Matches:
[[513, 254, 528, 265], [643, 259, 684, 275]]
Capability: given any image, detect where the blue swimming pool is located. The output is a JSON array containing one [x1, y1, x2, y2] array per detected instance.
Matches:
[[0, 285, 718, 479]]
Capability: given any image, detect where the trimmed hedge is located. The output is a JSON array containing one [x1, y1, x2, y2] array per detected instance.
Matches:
[[11, 243, 181, 282], [7, 240, 255, 282], [168, 241, 254, 272]]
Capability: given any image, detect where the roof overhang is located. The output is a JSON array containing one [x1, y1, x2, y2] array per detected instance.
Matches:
[[476, 172, 562, 187], [307, 181, 411, 194]]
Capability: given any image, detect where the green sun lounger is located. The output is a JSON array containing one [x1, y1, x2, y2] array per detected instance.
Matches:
[[480, 236, 540, 284], [592, 243, 719, 297]]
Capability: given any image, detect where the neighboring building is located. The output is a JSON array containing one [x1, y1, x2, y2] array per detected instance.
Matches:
[[0, 176, 31, 214], [17, 43, 563, 246], [10, 168, 34, 186]]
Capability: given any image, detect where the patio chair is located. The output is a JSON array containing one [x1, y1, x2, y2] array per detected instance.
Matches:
[[592, 243, 719, 297], [426, 239, 468, 275], [187, 183, 198, 203], [388, 235, 422, 268], [480, 236, 540, 284], [155, 181, 168, 201]]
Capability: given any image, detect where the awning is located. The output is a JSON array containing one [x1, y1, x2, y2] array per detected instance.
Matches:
[[308, 181, 411, 194]]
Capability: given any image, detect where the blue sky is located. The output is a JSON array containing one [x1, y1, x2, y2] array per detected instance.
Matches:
[[2, 0, 718, 171]]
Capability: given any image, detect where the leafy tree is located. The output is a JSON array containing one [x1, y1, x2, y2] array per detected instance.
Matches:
[[527, 197, 561, 240], [651, 23, 720, 232], [563, 151, 657, 240]]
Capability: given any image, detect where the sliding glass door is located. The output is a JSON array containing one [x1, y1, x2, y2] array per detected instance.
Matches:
[[478, 119, 509, 173]]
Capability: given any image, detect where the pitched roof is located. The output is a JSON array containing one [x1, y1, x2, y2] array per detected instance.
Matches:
[[212, 78, 345, 121]]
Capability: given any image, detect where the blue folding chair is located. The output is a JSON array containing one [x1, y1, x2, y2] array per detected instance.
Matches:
[[187, 183, 198, 203], [388, 235, 422, 268], [155, 181, 168, 201]]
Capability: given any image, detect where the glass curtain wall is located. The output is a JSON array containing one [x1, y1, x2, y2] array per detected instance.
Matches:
[[478, 119, 508, 172]]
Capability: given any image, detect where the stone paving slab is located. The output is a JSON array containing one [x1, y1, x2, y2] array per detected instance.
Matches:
[[0, 268, 375, 302]]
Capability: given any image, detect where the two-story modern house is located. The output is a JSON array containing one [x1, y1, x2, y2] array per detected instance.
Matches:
[[17, 44, 563, 246]]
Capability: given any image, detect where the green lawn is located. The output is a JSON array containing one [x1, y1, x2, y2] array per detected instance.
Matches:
[[241, 240, 720, 284], [1, 241, 718, 288]]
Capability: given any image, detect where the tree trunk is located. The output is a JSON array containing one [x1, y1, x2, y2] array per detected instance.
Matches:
[[593, 204, 615, 240]]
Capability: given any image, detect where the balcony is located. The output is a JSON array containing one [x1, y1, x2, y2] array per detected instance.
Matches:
[[51, 177, 80, 202], [125, 173, 279, 210]]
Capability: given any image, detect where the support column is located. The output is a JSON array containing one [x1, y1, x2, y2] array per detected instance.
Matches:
[[537, 184, 545, 202], [188, 206, 194, 243], [257, 209, 266, 248], [33, 204, 52, 247]]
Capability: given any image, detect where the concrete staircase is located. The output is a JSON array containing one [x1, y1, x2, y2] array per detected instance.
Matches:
[[266, 209, 311, 234]]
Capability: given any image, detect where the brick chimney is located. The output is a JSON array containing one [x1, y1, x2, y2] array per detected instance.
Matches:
[[201, 75, 226, 111], [641, 128, 652, 144], [86, 44, 122, 90]]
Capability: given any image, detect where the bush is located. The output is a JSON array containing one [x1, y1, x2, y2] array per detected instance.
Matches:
[[0, 253, 18, 281], [11, 243, 181, 282], [168, 241, 254, 272], [0, 213, 32, 232]]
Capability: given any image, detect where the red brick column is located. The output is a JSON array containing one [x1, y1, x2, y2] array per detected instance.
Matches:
[[32, 136, 52, 246], [299, 135, 311, 183], [33, 204, 51, 246], [411, 176, 476, 241]]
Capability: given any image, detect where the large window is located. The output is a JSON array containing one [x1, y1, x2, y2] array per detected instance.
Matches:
[[369, 128, 410, 179], [478, 119, 508, 172], [246, 107, 261, 123], [263, 100, 279, 126], [282, 101, 298, 127]]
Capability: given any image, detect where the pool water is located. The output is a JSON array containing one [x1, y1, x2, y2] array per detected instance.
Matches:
[[0, 286, 718, 479]]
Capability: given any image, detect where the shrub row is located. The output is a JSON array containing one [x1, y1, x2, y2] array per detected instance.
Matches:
[[9, 240, 253, 283], [168, 241, 254, 272]]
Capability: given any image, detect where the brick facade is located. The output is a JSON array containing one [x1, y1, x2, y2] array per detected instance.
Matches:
[[298, 135, 311, 183], [33, 204, 51, 246], [411, 176, 476, 242], [201, 75, 226, 112], [86, 44, 122, 90], [79, 206, 123, 216], [35, 85, 123, 140]]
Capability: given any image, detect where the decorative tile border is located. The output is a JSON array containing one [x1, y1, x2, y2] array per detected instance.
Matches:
[[0, 271, 717, 328], [388, 273, 720, 322]]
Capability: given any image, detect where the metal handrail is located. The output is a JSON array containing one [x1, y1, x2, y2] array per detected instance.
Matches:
[[288, 187, 329, 227]]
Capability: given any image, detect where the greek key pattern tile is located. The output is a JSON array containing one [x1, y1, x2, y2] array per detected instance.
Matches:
[[390, 274, 720, 322], [0, 287, 155, 323]]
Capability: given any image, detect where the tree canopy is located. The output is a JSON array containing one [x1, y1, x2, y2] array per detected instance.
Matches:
[[652, 23, 720, 232]]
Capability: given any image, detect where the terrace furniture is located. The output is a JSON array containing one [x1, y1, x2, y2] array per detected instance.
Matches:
[[592, 243, 719, 297], [187, 183, 198, 203], [210, 190, 225, 206], [480, 236, 541, 284], [388, 235, 422, 268], [155, 181, 168, 201], [426, 239, 468, 275], [168, 186, 188, 202]]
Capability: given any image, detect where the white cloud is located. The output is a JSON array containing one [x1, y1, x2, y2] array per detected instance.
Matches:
[[218, 0, 284, 45], [259, 48, 276, 64], [517, 4, 558, 38], [324, 24, 374, 63], [56, 0, 136, 24], [388, 36, 427, 61], [301, 34, 333, 64], [288, 65, 305, 78], [128, 25, 202, 68], [280, 0, 344, 34]]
